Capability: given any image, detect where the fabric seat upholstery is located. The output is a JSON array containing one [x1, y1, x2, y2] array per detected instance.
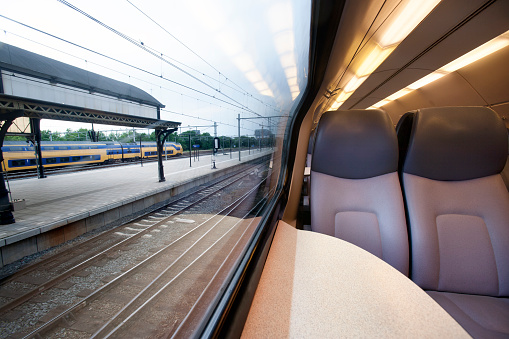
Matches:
[[398, 106, 509, 338], [311, 109, 409, 275], [501, 130, 509, 191]]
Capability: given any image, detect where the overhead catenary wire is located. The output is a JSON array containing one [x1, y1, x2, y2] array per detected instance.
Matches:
[[0, 14, 265, 116], [0, 31, 280, 138], [1, 28, 276, 125], [125, 0, 281, 113], [57, 0, 262, 117], [0, 24, 280, 135], [142, 43, 249, 100]]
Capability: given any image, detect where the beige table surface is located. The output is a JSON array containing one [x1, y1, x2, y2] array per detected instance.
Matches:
[[242, 221, 469, 338]]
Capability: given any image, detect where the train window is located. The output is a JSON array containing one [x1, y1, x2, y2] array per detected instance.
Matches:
[[8, 147, 24, 151], [29, 159, 37, 165], [0, 0, 311, 337], [10, 159, 26, 167]]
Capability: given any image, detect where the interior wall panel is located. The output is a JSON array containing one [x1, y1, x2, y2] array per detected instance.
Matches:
[[457, 46, 509, 106]]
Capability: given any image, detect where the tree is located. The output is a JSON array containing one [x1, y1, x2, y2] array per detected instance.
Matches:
[[4, 135, 25, 141]]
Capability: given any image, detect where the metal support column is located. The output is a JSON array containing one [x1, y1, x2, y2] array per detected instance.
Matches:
[[156, 129, 163, 181], [260, 122, 263, 151], [156, 128, 177, 182], [238, 114, 241, 161], [140, 136, 143, 167], [189, 134, 192, 167], [0, 111, 24, 224], [30, 118, 46, 179]]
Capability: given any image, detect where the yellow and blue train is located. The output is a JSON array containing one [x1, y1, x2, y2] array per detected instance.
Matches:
[[1, 141, 183, 172]]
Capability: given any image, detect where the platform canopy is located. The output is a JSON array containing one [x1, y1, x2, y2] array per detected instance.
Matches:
[[0, 43, 180, 132]]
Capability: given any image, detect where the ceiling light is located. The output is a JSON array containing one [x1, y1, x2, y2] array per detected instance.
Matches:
[[407, 72, 445, 90], [386, 88, 411, 101], [336, 91, 352, 102], [373, 30, 509, 108], [372, 99, 391, 108], [357, 44, 395, 77], [344, 75, 367, 93], [379, 0, 441, 48], [328, 91, 352, 110], [330, 101, 344, 110], [440, 35, 509, 72]]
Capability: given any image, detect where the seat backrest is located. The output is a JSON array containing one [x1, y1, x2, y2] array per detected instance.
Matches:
[[311, 109, 409, 275], [306, 129, 315, 168], [501, 130, 509, 190], [399, 106, 509, 296]]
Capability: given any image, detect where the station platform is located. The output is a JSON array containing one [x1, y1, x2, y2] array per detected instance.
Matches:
[[0, 149, 272, 267]]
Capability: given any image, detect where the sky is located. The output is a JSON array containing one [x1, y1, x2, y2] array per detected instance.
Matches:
[[0, 0, 311, 137]]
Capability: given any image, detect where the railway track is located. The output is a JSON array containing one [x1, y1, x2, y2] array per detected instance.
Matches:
[[0, 160, 271, 338]]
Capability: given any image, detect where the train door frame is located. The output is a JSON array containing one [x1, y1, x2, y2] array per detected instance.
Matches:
[[106, 145, 115, 163]]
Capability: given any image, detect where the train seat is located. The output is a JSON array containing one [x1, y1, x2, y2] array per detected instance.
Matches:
[[398, 106, 509, 338], [501, 130, 509, 191], [310, 109, 409, 275]]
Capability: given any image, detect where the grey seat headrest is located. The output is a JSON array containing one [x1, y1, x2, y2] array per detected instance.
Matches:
[[312, 109, 398, 179], [402, 106, 508, 181]]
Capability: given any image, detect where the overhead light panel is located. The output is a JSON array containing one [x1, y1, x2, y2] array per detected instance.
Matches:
[[344, 76, 368, 93], [330, 100, 344, 110], [372, 99, 391, 108], [379, 0, 442, 47], [387, 88, 411, 101], [325, 0, 442, 112], [374, 29, 509, 108], [357, 45, 396, 77], [407, 72, 446, 90], [441, 33, 509, 72]]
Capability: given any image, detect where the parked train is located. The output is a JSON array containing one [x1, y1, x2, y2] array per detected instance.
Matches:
[[0, 142, 183, 171]]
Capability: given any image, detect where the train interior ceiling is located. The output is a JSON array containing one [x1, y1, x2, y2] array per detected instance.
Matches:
[[240, 0, 509, 337]]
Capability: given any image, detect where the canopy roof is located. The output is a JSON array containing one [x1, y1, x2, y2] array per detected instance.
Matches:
[[0, 43, 163, 108]]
